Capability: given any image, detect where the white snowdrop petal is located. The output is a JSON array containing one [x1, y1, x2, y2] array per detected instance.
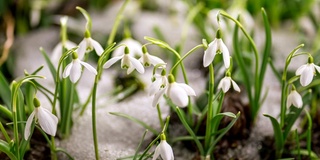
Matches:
[[127, 66, 135, 74], [103, 56, 122, 68], [313, 64, 320, 73], [62, 62, 73, 78], [24, 111, 36, 140], [231, 80, 241, 92], [80, 61, 97, 75], [77, 39, 87, 60], [286, 95, 292, 108], [90, 38, 104, 56], [129, 56, 145, 74], [177, 83, 196, 96], [149, 79, 162, 96], [203, 40, 217, 67], [152, 144, 161, 160], [70, 60, 82, 83], [152, 88, 166, 107], [295, 64, 307, 76], [149, 55, 165, 66], [292, 91, 303, 108], [168, 83, 189, 107], [221, 41, 230, 68], [161, 141, 174, 160], [300, 66, 313, 86], [37, 107, 58, 136]]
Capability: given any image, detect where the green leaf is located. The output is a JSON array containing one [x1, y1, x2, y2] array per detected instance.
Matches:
[[207, 112, 240, 154], [0, 139, 17, 160], [283, 107, 303, 140], [291, 149, 319, 159], [40, 47, 57, 80], [264, 114, 284, 157], [0, 71, 11, 108], [109, 112, 158, 135]]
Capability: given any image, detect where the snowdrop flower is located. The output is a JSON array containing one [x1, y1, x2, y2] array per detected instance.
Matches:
[[152, 134, 174, 160], [24, 98, 58, 140], [63, 51, 97, 83], [139, 46, 166, 67], [77, 31, 104, 59], [149, 69, 168, 96], [203, 29, 230, 68], [167, 75, 196, 107], [112, 38, 143, 57], [218, 74, 240, 93], [295, 57, 320, 86], [287, 89, 302, 108], [103, 46, 144, 74]]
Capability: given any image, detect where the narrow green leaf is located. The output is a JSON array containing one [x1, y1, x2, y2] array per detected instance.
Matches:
[[56, 147, 75, 160], [283, 107, 303, 140], [133, 130, 148, 160], [207, 112, 240, 154], [0, 140, 17, 160], [0, 104, 12, 120], [109, 112, 158, 135], [0, 71, 11, 108], [304, 109, 312, 158], [264, 114, 284, 157], [40, 47, 57, 80]]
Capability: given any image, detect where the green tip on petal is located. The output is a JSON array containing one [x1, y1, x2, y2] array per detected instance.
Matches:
[[168, 74, 175, 83], [160, 133, 166, 140], [216, 29, 222, 39], [72, 51, 78, 59], [161, 69, 166, 76], [142, 46, 147, 54], [33, 97, 41, 108], [124, 46, 130, 54]]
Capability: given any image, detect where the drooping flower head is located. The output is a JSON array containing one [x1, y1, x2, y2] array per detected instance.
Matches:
[[103, 46, 145, 74], [217, 72, 240, 93], [286, 87, 302, 108], [24, 98, 58, 140], [139, 46, 166, 67], [166, 74, 196, 107], [149, 69, 168, 96], [295, 56, 320, 86], [76, 6, 103, 58], [152, 133, 174, 160], [203, 29, 230, 68], [63, 51, 97, 83]]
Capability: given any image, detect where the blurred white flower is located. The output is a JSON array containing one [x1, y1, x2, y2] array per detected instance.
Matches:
[[103, 47, 144, 74], [51, 40, 77, 64], [77, 37, 104, 59], [112, 38, 143, 57], [149, 72, 168, 96], [295, 62, 320, 86], [139, 46, 166, 67], [152, 134, 174, 160], [203, 30, 230, 68], [218, 76, 240, 93], [286, 90, 302, 108], [63, 52, 97, 83], [24, 98, 58, 140]]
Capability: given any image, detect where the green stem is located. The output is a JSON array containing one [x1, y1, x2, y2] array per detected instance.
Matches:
[[204, 64, 214, 152], [169, 44, 204, 74], [156, 104, 164, 129], [65, 83, 75, 136], [92, 79, 100, 160], [51, 136, 57, 160], [107, 0, 131, 45], [13, 111, 20, 160]]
